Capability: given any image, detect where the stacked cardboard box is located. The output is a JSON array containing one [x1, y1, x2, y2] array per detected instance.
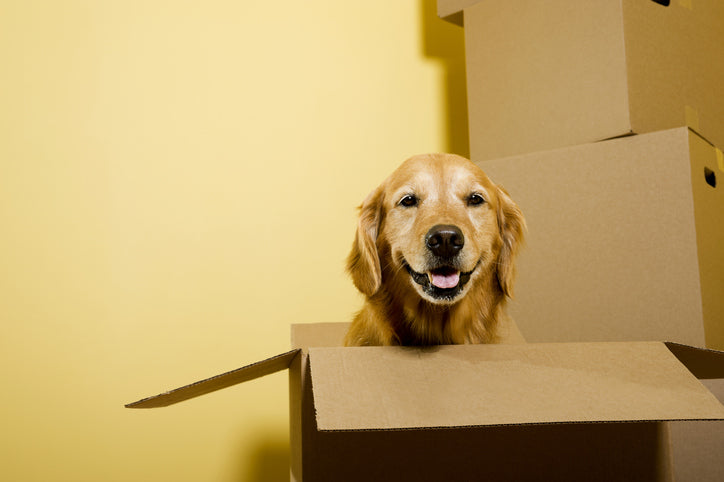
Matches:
[[440, 0, 724, 162], [482, 127, 723, 348], [127, 3, 724, 480], [434, 0, 724, 351], [437, 0, 724, 479]]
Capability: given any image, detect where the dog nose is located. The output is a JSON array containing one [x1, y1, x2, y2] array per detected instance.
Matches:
[[425, 224, 464, 258]]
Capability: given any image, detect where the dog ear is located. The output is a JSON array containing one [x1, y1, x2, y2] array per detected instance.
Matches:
[[495, 185, 526, 298], [347, 184, 384, 297]]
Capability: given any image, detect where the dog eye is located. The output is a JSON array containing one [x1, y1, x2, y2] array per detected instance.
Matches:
[[467, 193, 485, 206], [399, 194, 418, 207]]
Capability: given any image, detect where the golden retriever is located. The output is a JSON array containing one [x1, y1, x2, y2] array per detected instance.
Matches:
[[344, 153, 525, 346]]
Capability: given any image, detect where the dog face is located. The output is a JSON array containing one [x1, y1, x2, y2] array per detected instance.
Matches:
[[348, 153, 524, 308], [382, 155, 503, 304]]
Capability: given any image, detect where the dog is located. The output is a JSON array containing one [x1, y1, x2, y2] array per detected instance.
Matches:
[[344, 153, 525, 346]]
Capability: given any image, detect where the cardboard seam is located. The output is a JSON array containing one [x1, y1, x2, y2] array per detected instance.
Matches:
[[313, 417, 720, 434]]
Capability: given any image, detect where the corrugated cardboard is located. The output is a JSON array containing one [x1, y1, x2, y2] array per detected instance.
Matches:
[[481, 127, 724, 350], [436, 0, 477, 25], [438, 0, 724, 160], [671, 378, 724, 482], [309, 342, 723, 430], [124, 350, 298, 409], [666, 343, 724, 482], [127, 322, 724, 481]]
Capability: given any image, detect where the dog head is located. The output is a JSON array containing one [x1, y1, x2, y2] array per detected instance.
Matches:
[[347, 153, 525, 306]]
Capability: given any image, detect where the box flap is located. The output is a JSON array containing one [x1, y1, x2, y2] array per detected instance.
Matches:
[[437, 0, 479, 25], [291, 322, 348, 349], [308, 342, 724, 431], [125, 349, 299, 408], [665, 342, 724, 380]]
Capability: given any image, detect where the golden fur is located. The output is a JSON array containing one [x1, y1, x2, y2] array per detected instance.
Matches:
[[344, 153, 525, 346]]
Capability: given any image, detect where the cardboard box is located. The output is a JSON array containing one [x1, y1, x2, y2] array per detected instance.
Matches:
[[127, 322, 724, 481], [480, 127, 724, 350], [671, 378, 724, 482], [438, 0, 724, 160]]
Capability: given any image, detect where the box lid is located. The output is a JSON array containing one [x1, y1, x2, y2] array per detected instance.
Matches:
[[308, 342, 724, 431], [125, 349, 299, 408], [665, 342, 724, 380]]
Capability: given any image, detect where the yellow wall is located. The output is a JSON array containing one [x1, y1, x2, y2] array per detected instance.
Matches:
[[0, 1, 466, 480]]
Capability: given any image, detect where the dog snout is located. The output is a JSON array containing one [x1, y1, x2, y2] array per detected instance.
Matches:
[[425, 224, 464, 258]]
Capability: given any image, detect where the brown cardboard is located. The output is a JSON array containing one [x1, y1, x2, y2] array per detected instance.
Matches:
[[481, 127, 724, 350], [309, 342, 724, 431], [288, 322, 348, 481], [438, 0, 724, 160], [127, 322, 724, 481], [665, 342, 724, 481], [665, 342, 724, 380], [671, 378, 724, 482], [124, 350, 299, 409], [436, 0, 476, 25]]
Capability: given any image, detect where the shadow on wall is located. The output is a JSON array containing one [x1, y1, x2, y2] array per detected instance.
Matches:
[[237, 430, 290, 482], [420, 0, 470, 158]]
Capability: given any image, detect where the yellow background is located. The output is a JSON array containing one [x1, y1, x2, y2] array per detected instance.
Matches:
[[0, 0, 466, 480]]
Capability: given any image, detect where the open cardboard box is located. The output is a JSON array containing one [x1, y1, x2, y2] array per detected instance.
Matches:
[[127, 320, 724, 481], [437, 0, 724, 161], [481, 127, 724, 351]]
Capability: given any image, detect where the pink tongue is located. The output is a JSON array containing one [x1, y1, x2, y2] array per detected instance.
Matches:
[[430, 271, 460, 289]]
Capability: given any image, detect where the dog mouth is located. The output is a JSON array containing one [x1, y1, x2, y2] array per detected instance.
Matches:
[[403, 260, 477, 302]]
